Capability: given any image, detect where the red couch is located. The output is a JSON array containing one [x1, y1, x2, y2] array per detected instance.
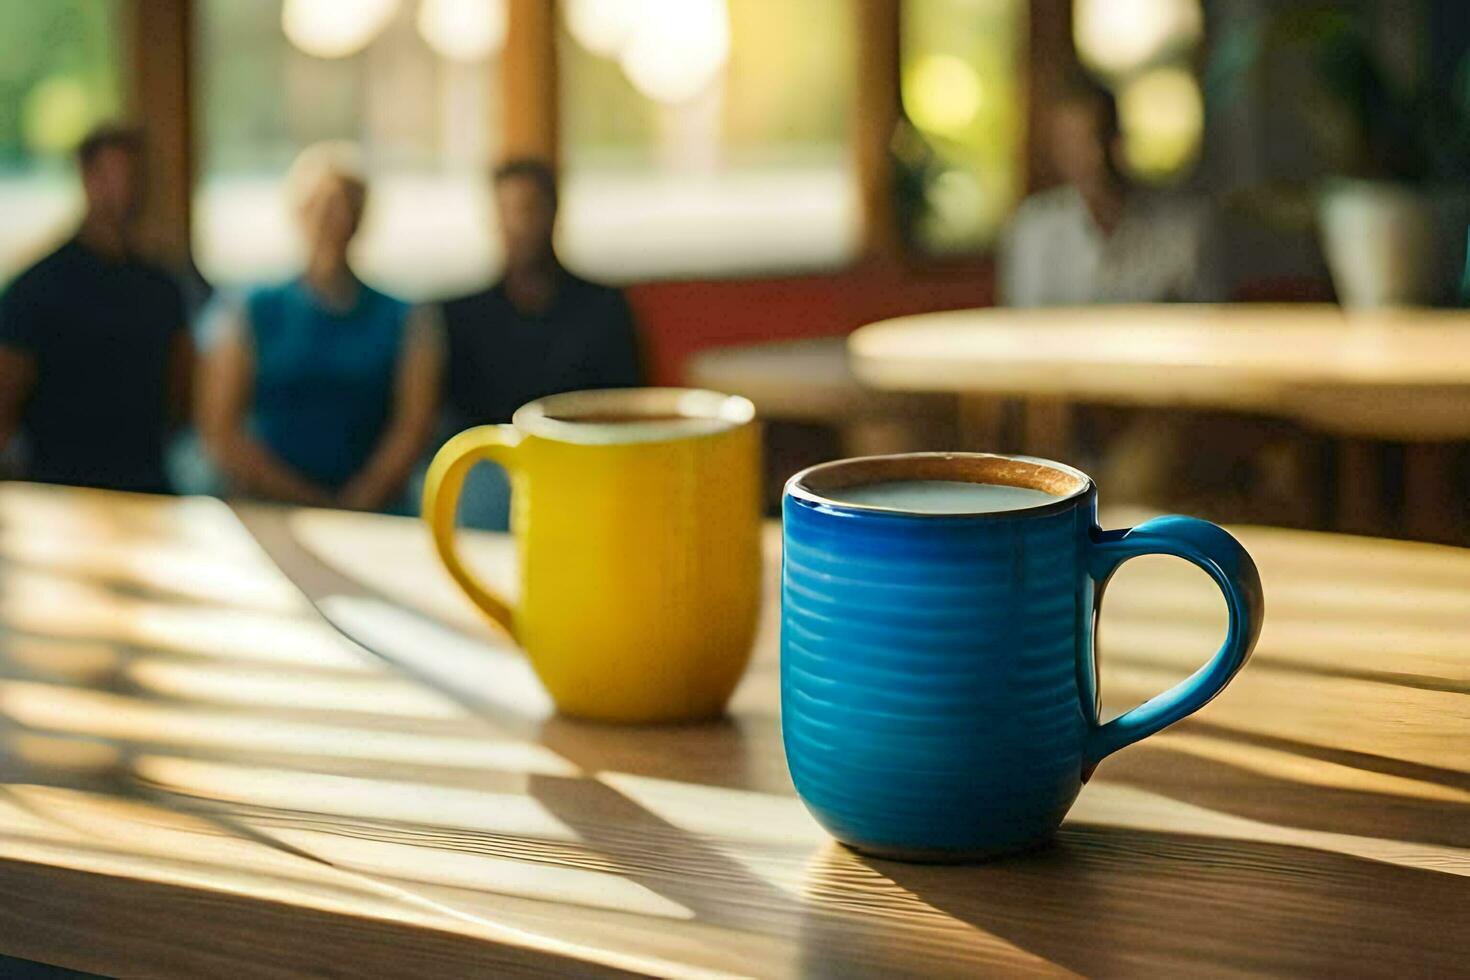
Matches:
[[627, 258, 996, 385]]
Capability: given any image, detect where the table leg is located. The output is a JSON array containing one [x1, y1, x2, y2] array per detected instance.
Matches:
[[1402, 443, 1461, 544], [1021, 397, 1073, 463], [1335, 440, 1387, 536], [957, 396, 1008, 453], [841, 418, 927, 458]]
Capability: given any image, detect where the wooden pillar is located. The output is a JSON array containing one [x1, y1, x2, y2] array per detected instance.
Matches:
[[1024, 0, 1077, 194], [957, 395, 1008, 454], [1021, 397, 1073, 462], [124, 0, 194, 266], [503, 0, 559, 165], [1017, 2, 1078, 462], [854, 0, 902, 262]]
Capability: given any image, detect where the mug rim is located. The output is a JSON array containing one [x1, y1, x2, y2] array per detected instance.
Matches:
[[513, 387, 755, 445], [786, 452, 1094, 520]]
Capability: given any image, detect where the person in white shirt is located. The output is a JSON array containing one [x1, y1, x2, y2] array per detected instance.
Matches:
[[1001, 79, 1226, 307], [998, 80, 1305, 523]]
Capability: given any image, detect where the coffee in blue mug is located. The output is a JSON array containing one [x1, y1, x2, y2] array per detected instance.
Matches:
[[781, 453, 1263, 861]]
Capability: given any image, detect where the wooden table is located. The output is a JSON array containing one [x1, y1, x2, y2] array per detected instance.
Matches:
[[0, 483, 1465, 977], [850, 304, 1470, 539]]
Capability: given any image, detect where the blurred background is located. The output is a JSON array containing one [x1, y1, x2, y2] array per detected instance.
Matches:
[[1, 0, 1468, 541]]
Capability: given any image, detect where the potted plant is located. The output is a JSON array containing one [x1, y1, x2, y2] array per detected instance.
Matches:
[[1211, 7, 1470, 307]]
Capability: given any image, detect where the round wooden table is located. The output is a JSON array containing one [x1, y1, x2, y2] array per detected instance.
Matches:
[[850, 304, 1470, 539]]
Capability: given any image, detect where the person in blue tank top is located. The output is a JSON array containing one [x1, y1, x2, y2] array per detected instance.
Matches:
[[198, 144, 441, 512]]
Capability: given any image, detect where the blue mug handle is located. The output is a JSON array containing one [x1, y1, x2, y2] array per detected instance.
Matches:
[[1083, 515, 1265, 775]]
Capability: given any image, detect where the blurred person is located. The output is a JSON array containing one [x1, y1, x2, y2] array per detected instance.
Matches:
[[999, 80, 1307, 523], [198, 144, 441, 512], [0, 125, 192, 493], [442, 159, 643, 428], [434, 158, 643, 529], [1001, 78, 1226, 306]]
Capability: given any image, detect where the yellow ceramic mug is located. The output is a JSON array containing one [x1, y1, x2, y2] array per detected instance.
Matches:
[[423, 388, 762, 723]]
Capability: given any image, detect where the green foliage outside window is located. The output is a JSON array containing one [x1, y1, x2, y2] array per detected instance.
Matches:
[[0, 0, 120, 167]]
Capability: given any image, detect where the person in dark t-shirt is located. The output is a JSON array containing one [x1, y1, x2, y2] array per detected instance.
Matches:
[[0, 125, 192, 494], [441, 159, 642, 429]]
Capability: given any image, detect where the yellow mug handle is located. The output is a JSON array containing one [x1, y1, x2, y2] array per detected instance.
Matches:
[[423, 424, 522, 637]]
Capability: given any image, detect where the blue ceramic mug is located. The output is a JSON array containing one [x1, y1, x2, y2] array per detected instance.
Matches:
[[781, 453, 1263, 861]]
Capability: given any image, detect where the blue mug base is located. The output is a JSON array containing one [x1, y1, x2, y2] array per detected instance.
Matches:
[[840, 830, 1056, 865]]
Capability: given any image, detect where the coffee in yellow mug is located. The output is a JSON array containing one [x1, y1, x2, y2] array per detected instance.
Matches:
[[423, 388, 762, 723]]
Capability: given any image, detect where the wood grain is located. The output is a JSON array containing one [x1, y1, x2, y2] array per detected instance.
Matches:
[[0, 484, 1465, 977]]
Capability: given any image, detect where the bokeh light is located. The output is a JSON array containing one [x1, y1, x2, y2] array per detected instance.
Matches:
[[282, 0, 399, 59], [904, 54, 984, 137], [619, 0, 730, 105], [417, 0, 506, 62], [924, 168, 985, 245], [900, 0, 1025, 253], [21, 75, 94, 156], [1074, 0, 1201, 77], [1118, 66, 1204, 179], [563, 0, 641, 58]]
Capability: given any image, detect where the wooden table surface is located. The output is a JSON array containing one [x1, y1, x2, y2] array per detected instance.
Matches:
[[0, 483, 1465, 977], [848, 304, 1470, 441]]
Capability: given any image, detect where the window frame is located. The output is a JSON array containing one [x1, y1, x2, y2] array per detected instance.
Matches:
[[139, 0, 1070, 277]]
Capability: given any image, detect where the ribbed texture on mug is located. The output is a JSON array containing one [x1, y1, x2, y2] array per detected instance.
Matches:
[[781, 497, 1091, 856]]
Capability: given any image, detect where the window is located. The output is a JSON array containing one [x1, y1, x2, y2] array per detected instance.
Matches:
[[0, 0, 123, 283], [900, 0, 1027, 255], [193, 0, 502, 300], [558, 0, 859, 280]]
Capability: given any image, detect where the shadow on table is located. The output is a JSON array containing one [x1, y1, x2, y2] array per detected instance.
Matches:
[[1103, 737, 1470, 850], [1178, 719, 1470, 793], [801, 823, 1469, 978], [525, 771, 805, 936], [534, 713, 790, 795], [242, 504, 795, 796]]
